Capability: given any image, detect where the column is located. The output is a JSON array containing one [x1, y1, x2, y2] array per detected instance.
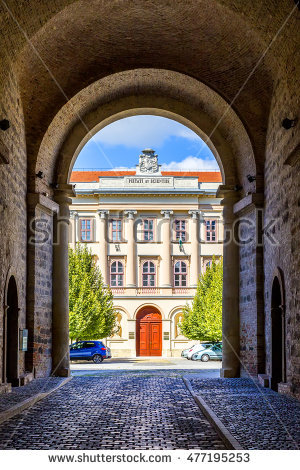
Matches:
[[124, 210, 137, 287], [70, 211, 78, 249], [160, 210, 173, 287], [52, 188, 73, 377], [218, 187, 240, 378], [188, 210, 200, 287], [97, 210, 109, 285]]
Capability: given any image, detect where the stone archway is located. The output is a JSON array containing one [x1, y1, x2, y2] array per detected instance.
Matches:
[[32, 69, 262, 378], [3, 276, 19, 385], [136, 307, 162, 357], [271, 272, 286, 391], [31, 72, 262, 378]]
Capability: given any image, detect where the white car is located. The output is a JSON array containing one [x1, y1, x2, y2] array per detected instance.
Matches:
[[186, 343, 213, 360]]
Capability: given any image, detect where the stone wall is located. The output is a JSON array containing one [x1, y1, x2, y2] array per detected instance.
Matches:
[[238, 207, 264, 377], [0, 66, 27, 383], [26, 202, 54, 377], [264, 72, 300, 398]]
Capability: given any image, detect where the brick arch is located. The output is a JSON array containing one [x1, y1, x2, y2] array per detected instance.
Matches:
[[12, 0, 284, 190], [33, 69, 258, 196]]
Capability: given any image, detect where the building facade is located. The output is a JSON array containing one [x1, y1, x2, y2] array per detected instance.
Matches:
[[69, 150, 223, 357]]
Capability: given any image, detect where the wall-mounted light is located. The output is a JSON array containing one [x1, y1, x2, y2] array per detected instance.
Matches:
[[0, 119, 10, 131], [282, 117, 298, 130], [36, 171, 44, 179], [247, 175, 256, 183]]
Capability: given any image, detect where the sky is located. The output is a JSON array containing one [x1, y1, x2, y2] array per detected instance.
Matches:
[[73, 115, 220, 171]]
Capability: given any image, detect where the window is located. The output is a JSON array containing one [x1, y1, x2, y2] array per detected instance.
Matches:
[[143, 219, 154, 241], [205, 219, 217, 242], [80, 219, 92, 241], [111, 219, 122, 242], [204, 260, 212, 271], [175, 219, 186, 241], [84, 342, 96, 348], [71, 342, 85, 350], [142, 261, 156, 286], [110, 261, 124, 287], [174, 261, 187, 287]]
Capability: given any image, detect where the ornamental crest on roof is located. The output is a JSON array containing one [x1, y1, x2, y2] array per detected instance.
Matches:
[[138, 149, 159, 174]]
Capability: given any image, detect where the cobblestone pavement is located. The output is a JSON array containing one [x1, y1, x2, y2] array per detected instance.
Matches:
[[0, 378, 66, 413], [189, 378, 300, 450], [0, 375, 226, 450]]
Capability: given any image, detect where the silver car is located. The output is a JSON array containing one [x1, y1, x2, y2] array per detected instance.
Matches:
[[191, 343, 222, 361], [181, 345, 197, 358]]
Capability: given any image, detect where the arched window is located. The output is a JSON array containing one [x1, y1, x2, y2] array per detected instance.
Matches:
[[142, 261, 156, 287], [110, 261, 124, 287], [174, 261, 187, 287]]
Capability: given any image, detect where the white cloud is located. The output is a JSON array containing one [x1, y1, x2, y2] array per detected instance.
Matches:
[[161, 156, 219, 171], [110, 156, 219, 172], [93, 115, 199, 148]]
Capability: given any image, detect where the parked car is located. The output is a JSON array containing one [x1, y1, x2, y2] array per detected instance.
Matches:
[[191, 343, 222, 362], [70, 341, 111, 363], [186, 342, 214, 360], [181, 345, 197, 358]]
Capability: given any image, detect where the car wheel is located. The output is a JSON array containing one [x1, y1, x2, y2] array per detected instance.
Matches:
[[92, 354, 103, 364], [201, 353, 210, 362], [191, 354, 198, 361]]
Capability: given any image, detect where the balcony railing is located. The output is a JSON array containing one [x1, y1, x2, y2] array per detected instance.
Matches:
[[137, 287, 161, 295], [172, 288, 189, 295], [110, 287, 195, 296], [110, 288, 125, 295]]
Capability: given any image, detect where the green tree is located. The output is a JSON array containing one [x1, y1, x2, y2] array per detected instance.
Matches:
[[180, 257, 223, 342], [69, 244, 117, 341]]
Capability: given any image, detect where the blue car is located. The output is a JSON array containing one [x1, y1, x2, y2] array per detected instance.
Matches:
[[70, 341, 111, 363]]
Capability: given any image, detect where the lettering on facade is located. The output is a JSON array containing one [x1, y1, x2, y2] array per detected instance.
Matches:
[[127, 177, 171, 184]]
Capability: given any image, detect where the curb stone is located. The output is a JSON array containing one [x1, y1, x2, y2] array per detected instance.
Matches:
[[0, 377, 72, 425], [183, 376, 243, 450]]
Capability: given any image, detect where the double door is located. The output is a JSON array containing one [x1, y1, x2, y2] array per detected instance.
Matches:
[[136, 312, 162, 356]]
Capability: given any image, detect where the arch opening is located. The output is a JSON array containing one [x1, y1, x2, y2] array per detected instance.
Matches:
[[34, 72, 258, 375], [271, 275, 286, 391], [3, 276, 19, 385]]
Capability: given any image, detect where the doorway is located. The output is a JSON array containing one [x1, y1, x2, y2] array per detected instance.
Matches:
[[3, 276, 19, 385], [136, 307, 162, 356], [271, 275, 285, 391]]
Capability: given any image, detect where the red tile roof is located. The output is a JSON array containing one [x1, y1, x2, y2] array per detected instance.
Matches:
[[70, 170, 222, 183]]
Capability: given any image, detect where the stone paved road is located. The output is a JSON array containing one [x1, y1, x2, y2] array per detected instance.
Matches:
[[189, 378, 300, 450], [0, 378, 66, 413], [0, 375, 226, 450]]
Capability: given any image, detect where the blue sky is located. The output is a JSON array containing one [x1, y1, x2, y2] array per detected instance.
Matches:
[[73, 115, 219, 171]]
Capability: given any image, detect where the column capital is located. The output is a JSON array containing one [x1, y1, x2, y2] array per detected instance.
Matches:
[[97, 210, 109, 219], [188, 210, 200, 219], [70, 210, 79, 218], [161, 210, 173, 218], [53, 185, 73, 207], [124, 210, 137, 219], [217, 185, 240, 203]]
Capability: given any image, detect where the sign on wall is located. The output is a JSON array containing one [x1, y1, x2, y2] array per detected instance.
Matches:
[[19, 329, 28, 351]]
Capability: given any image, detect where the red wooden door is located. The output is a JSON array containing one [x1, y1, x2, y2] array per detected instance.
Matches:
[[139, 322, 149, 356], [150, 323, 161, 355], [136, 310, 162, 356]]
